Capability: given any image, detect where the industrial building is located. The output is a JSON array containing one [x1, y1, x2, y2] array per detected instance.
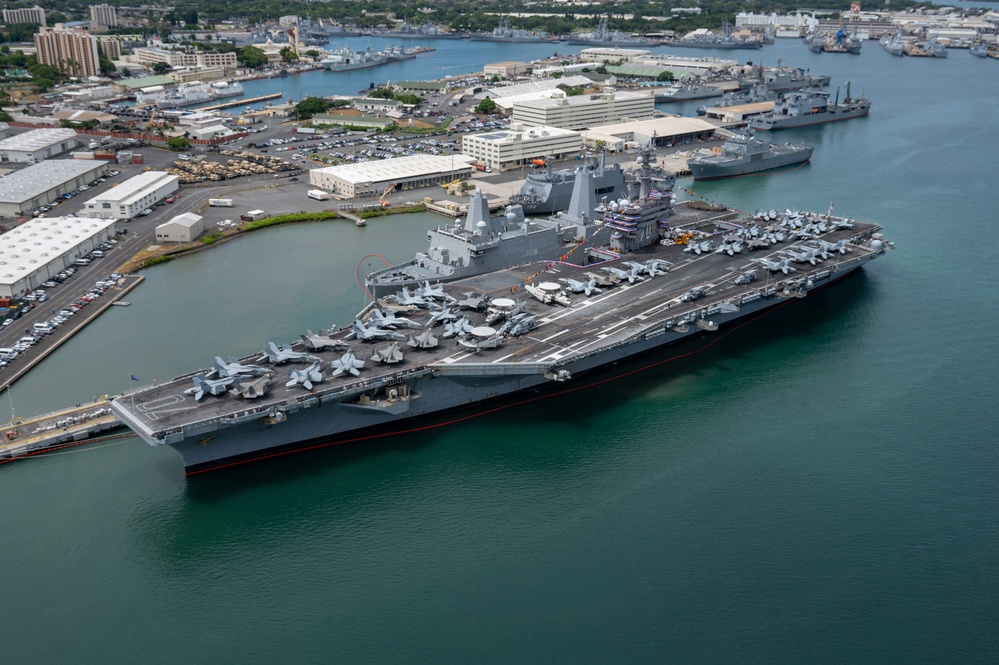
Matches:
[[579, 47, 652, 64], [582, 117, 717, 150], [0, 128, 80, 164], [310, 154, 477, 200], [81, 171, 179, 220], [0, 160, 109, 217], [461, 124, 582, 171], [483, 61, 531, 79], [0, 216, 118, 299], [155, 213, 204, 243], [512, 88, 655, 131]]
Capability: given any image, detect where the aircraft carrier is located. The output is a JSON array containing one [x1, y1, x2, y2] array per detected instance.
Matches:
[[111, 153, 890, 474]]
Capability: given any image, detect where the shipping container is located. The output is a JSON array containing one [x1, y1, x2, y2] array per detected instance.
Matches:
[[208, 198, 234, 207], [131, 153, 144, 164], [307, 189, 332, 201]]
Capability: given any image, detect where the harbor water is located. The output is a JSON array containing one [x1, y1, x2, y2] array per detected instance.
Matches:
[[3, 39, 999, 663]]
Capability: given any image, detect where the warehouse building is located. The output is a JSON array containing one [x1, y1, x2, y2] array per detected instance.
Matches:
[[582, 116, 717, 150], [81, 171, 179, 220], [461, 124, 581, 171], [0, 128, 80, 164], [155, 212, 203, 243], [0, 216, 118, 299], [512, 88, 655, 131], [310, 154, 477, 200], [0, 160, 109, 217]]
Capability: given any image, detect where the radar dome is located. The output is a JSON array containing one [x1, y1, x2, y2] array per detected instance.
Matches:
[[506, 210, 518, 221], [618, 198, 630, 207], [476, 220, 488, 229], [870, 239, 884, 253], [636, 155, 644, 164]]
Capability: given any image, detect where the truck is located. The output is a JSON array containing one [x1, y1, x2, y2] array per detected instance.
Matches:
[[308, 189, 332, 201], [471, 162, 487, 172], [295, 127, 318, 135], [240, 210, 267, 222], [208, 198, 234, 207]]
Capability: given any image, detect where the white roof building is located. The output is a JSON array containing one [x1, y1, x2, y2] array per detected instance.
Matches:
[[0, 128, 80, 164], [582, 117, 718, 149], [82, 171, 179, 220], [461, 124, 582, 171], [0, 215, 118, 298], [0, 159, 109, 217], [512, 88, 655, 131], [310, 154, 477, 200], [155, 212, 203, 243]]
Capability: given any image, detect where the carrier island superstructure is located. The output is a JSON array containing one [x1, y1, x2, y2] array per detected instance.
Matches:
[[111, 152, 891, 474]]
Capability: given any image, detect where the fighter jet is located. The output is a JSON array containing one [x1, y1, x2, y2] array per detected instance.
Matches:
[[715, 239, 744, 256], [456, 292, 489, 311], [230, 376, 271, 399], [684, 240, 714, 255], [783, 246, 822, 265], [680, 286, 707, 302], [443, 316, 475, 338], [602, 265, 645, 284], [185, 374, 236, 401], [286, 361, 325, 390], [733, 269, 758, 286], [811, 238, 850, 256], [426, 303, 459, 327], [829, 218, 854, 230], [207, 356, 270, 379], [350, 319, 405, 342], [368, 308, 420, 330], [300, 330, 344, 352], [330, 350, 365, 378], [753, 257, 796, 274], [371, 342, 405, 364], [395, 287, 430, 308], [416, 281, 454, 302], [407, 329, 439, 349], [258, 342, 320, 364], [642, 258, 672, 277], [560, 277, 602, 296]]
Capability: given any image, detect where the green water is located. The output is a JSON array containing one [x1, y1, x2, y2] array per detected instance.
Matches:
[[2, 42, 998, 663]]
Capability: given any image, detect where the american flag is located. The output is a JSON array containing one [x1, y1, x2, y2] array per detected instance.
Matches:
[[850, 2, 861, 14]]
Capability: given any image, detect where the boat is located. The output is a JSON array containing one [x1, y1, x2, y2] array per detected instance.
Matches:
[[381, 20, 464, 39], [818, 22, 863, 54], [750, 83, 871, 130], [970, 42, 989, 58], [110, 146, 891, 475], [687, 132, 813, 180], [508, 153, 632, 215], [923, 38, 948, 58], [654, 79, 731, 103], [696, 82, 776, 114], [137, 80, 245, 109], [565, 15, 658, 47], [321, 46, 389, 72], [469, 16, 561, 43], [670, 23, 763, 50], [741, 60, 831, 92], [880, 32, 905, 56]]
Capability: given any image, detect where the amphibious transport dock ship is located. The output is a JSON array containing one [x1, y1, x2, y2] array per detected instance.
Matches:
[[509, 153, 631, 215], [112, 152, 890, 474]]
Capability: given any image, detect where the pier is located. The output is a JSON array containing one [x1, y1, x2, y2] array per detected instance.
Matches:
[[198, 93, 283, 111], [0, 399, 124, 465]]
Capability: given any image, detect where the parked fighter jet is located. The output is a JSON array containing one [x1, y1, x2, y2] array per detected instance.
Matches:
[[368, 308, 420, 329], [350, 319, 405, 341], [456, 292, 489, 311], [811, 238, 850, 256], [684, 240, 714, 255], [680, 286, 707, 302], [733, 269, 758, 286], [258, 342, 319, 364], [185, 374, 236, 401], [829, 218, 854, 230], [753, 257, 796, 274], [407, 329, 439, 349], [715, 239, 744, 256], [443, 316, 475, 338], [395, 287, 430, 308], [602, 265, 645, 284], [426, 303, 459, 327], [371, 342, 405, 364], [783, 246, 822, 265], [641, 258, 672, 277], [330, 350, 365, 378], [417, 281, 453, 302], [231, 376, 271, 399], [300, 330, 344, 352], [207, 356, 270, 379], [560, 277, 602, 296], [501, 314, 538, 337], [286, 361, 325, 390]]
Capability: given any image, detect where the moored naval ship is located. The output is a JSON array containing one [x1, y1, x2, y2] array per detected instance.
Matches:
[[566, 15, 658, 47], [469, 16, 561, 43], [687, 132, 813, 180], [321, 46, 389, 72], [382, 20, 464, 39], [670, 23, 763, 50], [364, 165, 630, 297], [750, 83, 871, 130], [111, 147, 891, 475], [509, 153, 631, 215]]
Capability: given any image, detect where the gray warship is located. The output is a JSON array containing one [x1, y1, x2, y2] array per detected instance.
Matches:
[[750, 84, 871, 130], [469, 16, 561, 43], [566, 15, 659, 47], [687, 132, 813, 180], [509, 153, 632, 215], [111, 148, 891, 475], [670, 23, 763, 50]]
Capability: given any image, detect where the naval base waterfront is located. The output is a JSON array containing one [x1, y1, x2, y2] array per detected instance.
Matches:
[[2, 33, 998, 665]]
